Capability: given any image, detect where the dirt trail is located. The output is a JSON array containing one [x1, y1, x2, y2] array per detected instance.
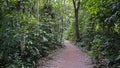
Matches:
[[41, 41, 93, 68]]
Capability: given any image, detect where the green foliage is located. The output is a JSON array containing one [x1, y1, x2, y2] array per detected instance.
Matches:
[[64, 22, 75, 41], [79, 0, 120, 68], [65, 0, 120, 68], [1, 0, 120, 68], [0, 0, 64, 68]]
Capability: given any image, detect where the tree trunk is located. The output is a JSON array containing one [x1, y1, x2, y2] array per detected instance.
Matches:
[[72, 0, 80, 42], [75, 10, 80, 41]]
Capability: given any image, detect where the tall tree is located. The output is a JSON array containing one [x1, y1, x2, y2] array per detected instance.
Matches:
[[72, 0, 80, 42]]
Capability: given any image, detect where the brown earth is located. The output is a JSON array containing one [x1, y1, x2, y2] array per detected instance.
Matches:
[[40, 41, 93, 68]]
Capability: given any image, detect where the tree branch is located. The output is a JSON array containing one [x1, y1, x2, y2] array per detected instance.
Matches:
[[77, 1, 80, 10], [72, 0, 76, 9]]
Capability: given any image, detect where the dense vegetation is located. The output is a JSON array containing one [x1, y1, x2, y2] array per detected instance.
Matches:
[[0, 0, 120, 68], [65, 0, 120, 68], [0, 0, 64, 68]]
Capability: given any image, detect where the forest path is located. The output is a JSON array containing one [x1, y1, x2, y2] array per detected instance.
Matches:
[[41, 41, 93, 68]]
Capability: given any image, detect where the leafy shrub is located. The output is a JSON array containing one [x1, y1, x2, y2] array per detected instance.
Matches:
[[0, 1, 63, 68]]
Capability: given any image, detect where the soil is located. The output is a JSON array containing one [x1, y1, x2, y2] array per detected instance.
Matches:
[[40, 40, 94, 68]]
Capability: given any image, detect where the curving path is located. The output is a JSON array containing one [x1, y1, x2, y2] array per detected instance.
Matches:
[[41, 41, 93, 68]]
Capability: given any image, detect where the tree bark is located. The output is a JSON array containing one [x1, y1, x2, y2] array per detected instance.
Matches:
[[72, 0, 80, 42]]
